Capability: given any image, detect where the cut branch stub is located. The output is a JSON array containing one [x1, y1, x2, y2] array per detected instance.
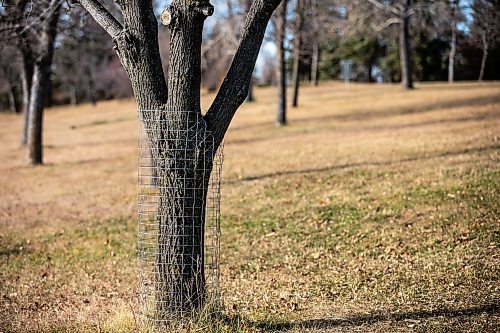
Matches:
[[161, 9, 172, 26]]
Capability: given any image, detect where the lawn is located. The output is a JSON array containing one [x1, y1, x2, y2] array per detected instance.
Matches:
[[0, 81, 499, 332]]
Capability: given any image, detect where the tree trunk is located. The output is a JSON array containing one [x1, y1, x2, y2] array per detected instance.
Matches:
[[399, 0, 414, 90], [311, 42, 319, 86], [478, 32, 488, 81], [310, 0, 319, 87], [292, 0, 304, 108], [20, 51, 33, 145], [246, 76, 255, 102], [291, 41, 300, 108], [27, 3, 60, 165], [147, 112, 214, 315], [448, 0, 457, 83], [70, 84, 79, 105], [150, 1, 215, 314], [7, 83, 20, 113], [276, 0, 288, 125]]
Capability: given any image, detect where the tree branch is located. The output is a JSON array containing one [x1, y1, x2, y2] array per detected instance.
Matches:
[[76, 0, 123, 39], [372, 17, 400, 32], [365, 0, 401, 17], [205, 0, 282, 147]]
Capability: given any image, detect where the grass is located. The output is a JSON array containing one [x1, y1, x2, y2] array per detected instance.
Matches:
[[0, 81, 499, 332]]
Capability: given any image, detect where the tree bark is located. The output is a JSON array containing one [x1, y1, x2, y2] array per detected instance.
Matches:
[[448, 0, 457, 83], [399, 0, 414, 89], [478, 32, 488, 81], [27, 3, 60, 165], [276, 0, 288, 125]]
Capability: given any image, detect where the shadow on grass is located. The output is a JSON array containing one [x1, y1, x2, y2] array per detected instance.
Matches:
[[228, 111, 500, 146], [229, 94, 500, 133], [253, 302, 499, 331], [224, 144, 500, 185]]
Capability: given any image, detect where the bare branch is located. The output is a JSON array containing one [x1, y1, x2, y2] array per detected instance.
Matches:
[[205, 0, 283, 147], [76, 0, 122, 39], [365, 0, 401, 17], [372, 17, 400, 32]]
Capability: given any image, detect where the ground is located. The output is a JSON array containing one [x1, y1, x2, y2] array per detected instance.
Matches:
[[0, 82, 499, 332]]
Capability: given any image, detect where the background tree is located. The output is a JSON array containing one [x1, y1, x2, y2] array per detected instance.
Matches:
[[309, 0, 320, 86], [291, 0, 305, 107], [273, 0, 289, 125], [448, 0, 460, 82], [0, 45, 21, 113], [0, 0, 35, 143], [76, 0, 283, 317], [361, 0, 415, 89], [470, 0, 500, 81], [54, 3, 132, 105], [27, 1, 61, 165]]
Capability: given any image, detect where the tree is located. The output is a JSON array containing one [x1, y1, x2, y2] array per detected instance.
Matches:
[[27, 1, 61, 164], [0, 0, 35, 143], [274, 0, 289, 125], [448, 0, 459, 82], [54, 4, 128, 105], [470, 0, 500, 81], [1, 0, 61, 162], [76, 0, 283, 318], [0, 46, 21, 113], [310, 0, 320, 86], [291, 0, 305, 107], [362, 0, 415, 89]]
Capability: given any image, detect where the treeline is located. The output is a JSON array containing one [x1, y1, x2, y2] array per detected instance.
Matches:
[[0, 0, 499, 164], [1, 0, 499, 113], [316, 0, 500, 84]]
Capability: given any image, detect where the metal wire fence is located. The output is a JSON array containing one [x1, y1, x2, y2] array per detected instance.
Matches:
[[137, 110, 223, 328]]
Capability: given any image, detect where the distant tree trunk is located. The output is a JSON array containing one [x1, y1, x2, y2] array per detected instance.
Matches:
[[478, 32, 488, 81], [399, 0, 413, 89], [310, 0, 319, 87], [20, 51, 33, 145], [448, 0, 457, 83], [367, 63, 374, 82], [246, 76, 255, 102], [276, 0, 288, 125], [7, 84, 20, 113], [27, 3, 60, 165], [292, 0, 304, 108], [70, 84, 79, 105], [291, 41, 301, 107], [311, 43, 319, 86], [45, 76, 53, 108]]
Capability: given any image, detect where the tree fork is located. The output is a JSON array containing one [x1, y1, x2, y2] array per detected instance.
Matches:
[[76, 0, 284, 322]]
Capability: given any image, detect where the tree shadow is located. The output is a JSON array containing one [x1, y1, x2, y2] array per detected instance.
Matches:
[[229, 94, 500, 133], [228, 111, 499, 146], [224, 144, 500, 185], [254, 302, 500, 331]]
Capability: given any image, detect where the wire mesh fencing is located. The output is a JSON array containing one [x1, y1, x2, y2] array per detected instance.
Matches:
[[137, 110, 223, 328]]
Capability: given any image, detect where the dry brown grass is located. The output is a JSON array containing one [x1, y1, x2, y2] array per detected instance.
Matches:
[[0, 81, 499, 332]]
